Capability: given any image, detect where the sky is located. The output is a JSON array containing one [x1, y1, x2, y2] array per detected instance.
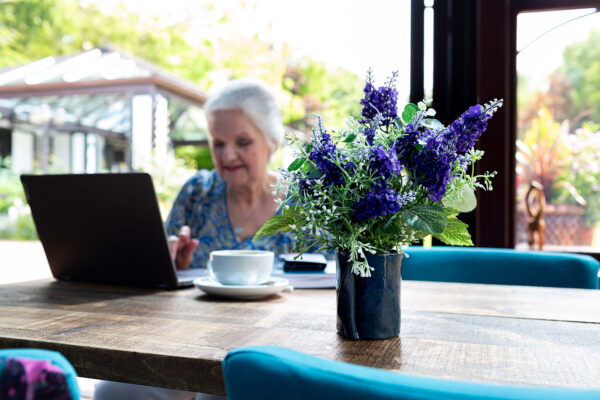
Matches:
[[517, 8, 600, 92], [244, 0, 414, 98], [86, 1, 599, 99]]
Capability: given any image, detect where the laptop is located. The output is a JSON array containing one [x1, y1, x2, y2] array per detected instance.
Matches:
[[20, 173, 205, 290]]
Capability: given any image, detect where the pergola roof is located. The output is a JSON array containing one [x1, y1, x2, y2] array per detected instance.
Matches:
[[0, 46, 208, 140]]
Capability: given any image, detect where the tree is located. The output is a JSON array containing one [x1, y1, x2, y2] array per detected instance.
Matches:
[[0, 0, 363, 133], [561, 29, 600, 127], [517, 71, 573, 137], [283, 59, 363, 131]]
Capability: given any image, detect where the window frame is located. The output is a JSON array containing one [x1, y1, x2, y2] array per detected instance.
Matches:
[[411, 0, 600, 260]]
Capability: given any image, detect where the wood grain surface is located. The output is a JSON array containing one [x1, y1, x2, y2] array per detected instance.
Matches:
[[0, 279, 599, 395]]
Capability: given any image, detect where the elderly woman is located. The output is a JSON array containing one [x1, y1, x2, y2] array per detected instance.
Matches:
[[167, 78, 291, 270], [93, 79, 291, 400]]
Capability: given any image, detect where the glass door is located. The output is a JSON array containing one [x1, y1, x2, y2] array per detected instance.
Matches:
[[515, 8, 600, 252]]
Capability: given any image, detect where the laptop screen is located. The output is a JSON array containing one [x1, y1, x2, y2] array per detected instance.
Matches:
[[21, 173, 180, 289]]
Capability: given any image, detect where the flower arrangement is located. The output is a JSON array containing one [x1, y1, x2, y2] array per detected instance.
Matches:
[[256, 70, 503, 277]]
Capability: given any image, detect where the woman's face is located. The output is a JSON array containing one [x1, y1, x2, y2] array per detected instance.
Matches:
[[208, 109, 272, 188]]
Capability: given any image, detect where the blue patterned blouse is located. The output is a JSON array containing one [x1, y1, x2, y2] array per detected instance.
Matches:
[[165, 169, 294, 269]]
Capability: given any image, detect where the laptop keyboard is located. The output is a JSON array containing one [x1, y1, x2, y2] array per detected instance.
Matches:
[[176, 268, 206, 283]]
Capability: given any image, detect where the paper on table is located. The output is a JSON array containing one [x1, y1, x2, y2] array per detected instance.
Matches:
[[272, 260, 336, 289]]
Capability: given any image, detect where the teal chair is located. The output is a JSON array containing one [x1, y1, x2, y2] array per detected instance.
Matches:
[[0, 348, 80, 399], [401, 247, 599, 289], [223, 346, 600, 400]]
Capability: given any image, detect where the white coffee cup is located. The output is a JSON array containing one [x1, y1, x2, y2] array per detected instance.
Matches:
[[208, 250, 274, 286]]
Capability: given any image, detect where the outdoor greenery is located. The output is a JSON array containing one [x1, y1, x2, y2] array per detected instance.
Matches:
[[517, 28, 600, 231], [518, 28, 600, 132], [561, 29, 600, 128], [0, 153, 197, 239], [0, 0, 366, 240], [557, 124, 600, 225], [0, 0, 363, 131], [516, 107, 574, 204], [174, 145, 214, 171], [0, 163, 21, 215], [517, 109, 600, 227], [2, 1, 599, 248], [143, 155, 197, 219], [0, 159, 37, 240]]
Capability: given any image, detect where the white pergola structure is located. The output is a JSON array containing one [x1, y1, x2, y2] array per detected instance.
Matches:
[[0, 46, 208, 173]]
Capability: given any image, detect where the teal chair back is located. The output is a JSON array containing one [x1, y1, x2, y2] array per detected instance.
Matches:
[[401, 247, 599, 289], [223, 346, 600, 400], [0, 348, 80, 399]]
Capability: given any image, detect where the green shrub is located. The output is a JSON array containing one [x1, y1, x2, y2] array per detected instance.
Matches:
[[174, 145, 214, 171], [141, 155, 197, 220], [0, 214, 38, 240], [0, 159, 25, 215], [556, 126, 600, 225]]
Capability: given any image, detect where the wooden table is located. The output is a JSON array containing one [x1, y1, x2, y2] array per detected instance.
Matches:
[[0, 279, 599, 395]]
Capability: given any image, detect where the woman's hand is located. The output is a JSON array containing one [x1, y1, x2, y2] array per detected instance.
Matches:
[[168, 226, 199, 270]]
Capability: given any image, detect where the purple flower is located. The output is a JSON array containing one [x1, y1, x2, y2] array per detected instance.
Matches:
[[359, 71, 399, 127], [395, 118, 457, 202], [394, 114, 424, 165], [308, 117, 351, 186], [354, 187, 415, 220], [369, 144, 402, 182], [415, 134, 457, 202], [448, 105, 490, 153], [362, 126, 376, 145]]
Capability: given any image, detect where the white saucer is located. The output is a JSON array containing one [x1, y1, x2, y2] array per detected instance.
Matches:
[[193, 276, 290, 299]]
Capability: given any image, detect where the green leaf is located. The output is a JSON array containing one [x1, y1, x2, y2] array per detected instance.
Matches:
[[380, 217, 404, 236], [253, 214, 295, 240], [343, 133, 356, 142], [282, 205, 302, 219], [401, 103, 419, 124], [401, 204, 447, 235], [306, 142, 313, 153], [444, 207, 459, 217], [423, 118, 444, 129], [442, 184, 477, 213], [307, 166, 322, 179], [394, 118, 404, 129], [434, 216, 473, 246], [414, 231, 430, 240], [288, 157, 306, 172]]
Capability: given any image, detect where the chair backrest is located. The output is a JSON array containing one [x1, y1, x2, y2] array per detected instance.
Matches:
[[223, 346, 600, 400], [0, 348, 80, 400], [401, 247, 599, 289]]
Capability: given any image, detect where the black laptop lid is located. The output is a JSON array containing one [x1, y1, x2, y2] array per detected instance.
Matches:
[[21, 173, 179, 290]]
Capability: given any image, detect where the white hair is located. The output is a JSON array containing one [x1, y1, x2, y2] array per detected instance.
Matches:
[[203, 79, 284, 152]]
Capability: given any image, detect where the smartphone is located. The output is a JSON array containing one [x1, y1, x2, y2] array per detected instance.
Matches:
[[281, 253, 328, 272]]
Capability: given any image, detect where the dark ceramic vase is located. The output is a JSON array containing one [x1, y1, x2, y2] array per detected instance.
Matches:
[[336, 251, 402, 340]]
